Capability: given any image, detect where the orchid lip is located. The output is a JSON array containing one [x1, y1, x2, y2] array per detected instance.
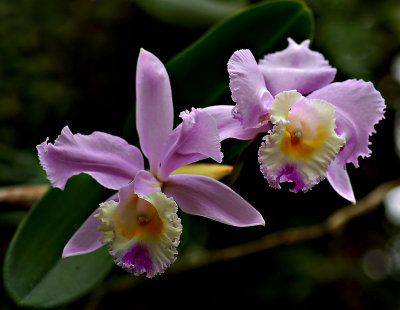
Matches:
[[96, 191, 182, 278], [259, 90, 344, 192]]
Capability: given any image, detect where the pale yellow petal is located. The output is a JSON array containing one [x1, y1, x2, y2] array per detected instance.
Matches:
[[170, 163, 233, 180]]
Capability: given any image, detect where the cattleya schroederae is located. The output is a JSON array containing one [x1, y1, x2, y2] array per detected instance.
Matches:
[[38, 49, 264, 278], [37, 38, 385, 278], [224, 38, 385, 203]]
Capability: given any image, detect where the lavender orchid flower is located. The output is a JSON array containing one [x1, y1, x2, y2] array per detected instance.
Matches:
[[37, 49, 264, 278], [224, 38, 385, 203]]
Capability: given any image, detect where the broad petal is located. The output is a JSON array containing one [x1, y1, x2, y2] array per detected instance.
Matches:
[[307, 79, 385, 167], [136, 49, 174, 175], [203, 105, 270, 141], [157, 108, 223, 180], [228, 49, 273, 129], [164, 174, 265, 227], [62, 208, 103, 257], [37, 126, 144, 190], [259, 38, 337, 96], [327, 159, 356, 203]]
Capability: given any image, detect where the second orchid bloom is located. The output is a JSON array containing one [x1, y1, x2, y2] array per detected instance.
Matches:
[[227, 38, 385, 203]]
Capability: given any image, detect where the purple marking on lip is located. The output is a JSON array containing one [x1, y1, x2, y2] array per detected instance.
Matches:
[[122, 243, 153, 275], [276, 165, 305, 192]]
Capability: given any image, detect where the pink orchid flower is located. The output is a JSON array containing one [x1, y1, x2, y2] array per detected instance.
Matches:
[[225, 38, 385, 203], [37, 49, 264, 278]]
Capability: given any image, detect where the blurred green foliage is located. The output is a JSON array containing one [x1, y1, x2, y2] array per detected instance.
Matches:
[[0, 0, 400, 309], [4, 175, 113, 309], [306, 0, 400, 111]]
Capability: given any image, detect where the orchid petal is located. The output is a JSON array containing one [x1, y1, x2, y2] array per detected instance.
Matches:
[[171, 163, 233, 180], [307, 79, 385, 167], [136, 49, 174, 175], [228, 49, 273, 129], [62, 192, 119, 257], [158, 108, 223, 180], [258, 38, 337, 96], [62, 208, 104, 258], [203, 105, 270, 140], [164, 174, 265, 227], [37, 126, 144, 190], [327, 159, 356, 203]]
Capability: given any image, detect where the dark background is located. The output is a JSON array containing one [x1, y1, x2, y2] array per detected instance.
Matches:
[[1, 0, 400, 309]]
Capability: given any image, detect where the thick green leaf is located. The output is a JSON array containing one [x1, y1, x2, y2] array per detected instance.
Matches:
[[166, 0, 313, 111], [3, 174, 114, 308]]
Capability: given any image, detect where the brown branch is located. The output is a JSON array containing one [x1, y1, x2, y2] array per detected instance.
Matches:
[[169, 178, 400, 274], [0, 184, 49, 207]]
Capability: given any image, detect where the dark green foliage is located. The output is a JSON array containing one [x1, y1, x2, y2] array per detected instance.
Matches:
[[3, 175, 113, 308]]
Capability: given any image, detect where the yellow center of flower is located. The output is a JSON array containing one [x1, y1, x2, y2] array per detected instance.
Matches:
[[115, 194, 164, 241], [280, 113, 328, 161], [134, 198, 164, 239]]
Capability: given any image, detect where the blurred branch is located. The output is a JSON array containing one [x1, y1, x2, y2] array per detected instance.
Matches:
[[171, 179, 400, 273], [0, 184, 49, 207]]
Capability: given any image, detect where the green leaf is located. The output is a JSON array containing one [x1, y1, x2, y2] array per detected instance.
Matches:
[[166, 0, 313, 111], [133, 0, 249, 28], [3, 174, 114, 308]]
